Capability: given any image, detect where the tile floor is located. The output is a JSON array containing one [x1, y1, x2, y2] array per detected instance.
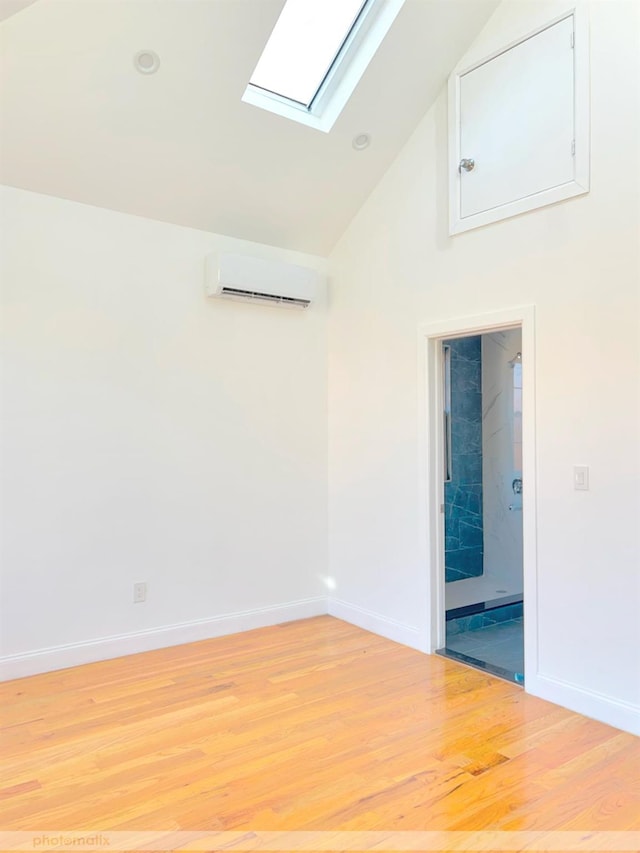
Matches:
[[444, 616, 524, 683]]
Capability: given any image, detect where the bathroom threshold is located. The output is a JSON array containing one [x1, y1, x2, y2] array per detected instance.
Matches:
[[436, 646, 524, 685]]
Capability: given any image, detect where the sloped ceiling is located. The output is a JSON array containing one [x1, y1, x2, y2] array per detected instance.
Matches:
[[0, 0, 37, 22], [0, 0, 498, 255]]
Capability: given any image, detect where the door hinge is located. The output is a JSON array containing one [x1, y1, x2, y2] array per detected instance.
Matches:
[[571, 139, 576, 156], [440, 504, 445, 514], [570, 31, 575, 48]]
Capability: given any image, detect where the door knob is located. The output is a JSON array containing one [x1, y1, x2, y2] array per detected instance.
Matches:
[[459, 158, 475, 173]]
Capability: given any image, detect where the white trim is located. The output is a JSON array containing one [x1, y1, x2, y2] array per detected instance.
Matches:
[[0, 597, 328, 681], [527, 673, 640, 737], [242, 0, 406, 133], [418, 306, 538, 682], [328, 597, 425, 651], [572, 4, 591, 192], [448, 5, 590, 234], [417, 323, 446, 652], [455, 9, 577, 79]]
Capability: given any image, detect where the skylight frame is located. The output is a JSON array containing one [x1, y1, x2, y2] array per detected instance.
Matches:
[[242, 0, 407, 133], [249, 0, 370, 110]]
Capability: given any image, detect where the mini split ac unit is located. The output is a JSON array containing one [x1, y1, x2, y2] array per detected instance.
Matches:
[[205, 253, 320, 309]]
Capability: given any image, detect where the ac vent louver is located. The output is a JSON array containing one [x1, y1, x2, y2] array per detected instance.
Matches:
[[218, 286, 311, 309], [205, 253, 320, 309]]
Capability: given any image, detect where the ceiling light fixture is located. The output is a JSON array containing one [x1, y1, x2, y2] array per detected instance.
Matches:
[[134, 50, 160, 75], [352, 133, 371, 151]]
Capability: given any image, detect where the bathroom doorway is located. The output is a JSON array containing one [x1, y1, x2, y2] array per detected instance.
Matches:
[[437, 328, 524, 683]]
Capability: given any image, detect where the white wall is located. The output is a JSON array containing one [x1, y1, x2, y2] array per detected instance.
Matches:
[[0, 187, 328, 677], [482, 329, 523, 590], [328, 0, 640, 732]]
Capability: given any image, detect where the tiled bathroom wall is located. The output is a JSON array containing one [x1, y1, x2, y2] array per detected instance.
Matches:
[[444, 336, 483, 583]]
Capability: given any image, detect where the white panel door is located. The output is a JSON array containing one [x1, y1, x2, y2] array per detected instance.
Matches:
[[459, 16, 575, 220]]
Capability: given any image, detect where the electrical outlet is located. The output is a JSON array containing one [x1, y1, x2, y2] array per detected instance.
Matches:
[[133, 582, 147, 603]]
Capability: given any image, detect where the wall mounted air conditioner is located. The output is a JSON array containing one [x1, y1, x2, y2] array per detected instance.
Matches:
[[205, 253, 319, 309]]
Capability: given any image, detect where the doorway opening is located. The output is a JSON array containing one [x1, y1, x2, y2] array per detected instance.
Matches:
[[436, 328, 524, 684]]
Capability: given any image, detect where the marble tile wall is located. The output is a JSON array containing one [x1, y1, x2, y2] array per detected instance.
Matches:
[[444, 336, 483, 583], [446, 602, 523, 635]]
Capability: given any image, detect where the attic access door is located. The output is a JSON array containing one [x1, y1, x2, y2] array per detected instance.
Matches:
[[449, 10, 590, 233]]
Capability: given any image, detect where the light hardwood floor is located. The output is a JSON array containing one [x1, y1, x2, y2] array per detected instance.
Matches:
[[1, 616, 639, 838]]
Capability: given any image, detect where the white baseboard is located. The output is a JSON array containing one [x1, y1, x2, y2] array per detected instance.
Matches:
[[526, 672, 640, 736], [0, 597, 328, 681], [5, 596, 637, 737], [328, 597, 426, 652]]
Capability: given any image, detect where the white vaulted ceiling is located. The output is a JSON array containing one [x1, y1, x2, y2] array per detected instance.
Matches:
[[0, 0, 498, 255]]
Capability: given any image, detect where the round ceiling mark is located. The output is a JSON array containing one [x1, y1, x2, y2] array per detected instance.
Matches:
[[134, 50, 160, 75], [352, 133, 371, 151]]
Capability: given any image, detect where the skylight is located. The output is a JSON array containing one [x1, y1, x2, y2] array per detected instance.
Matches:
[[243, 0, 406, 133], [250, 0, 368, 108]]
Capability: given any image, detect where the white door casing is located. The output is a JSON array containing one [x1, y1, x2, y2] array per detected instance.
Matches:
[[418, 307, 537, 678]]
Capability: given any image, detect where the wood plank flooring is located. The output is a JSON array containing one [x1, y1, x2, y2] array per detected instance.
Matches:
[[1, 616, 639, 839]]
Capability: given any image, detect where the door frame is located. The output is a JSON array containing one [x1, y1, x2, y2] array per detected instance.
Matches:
[[418, 305, 537, 682]]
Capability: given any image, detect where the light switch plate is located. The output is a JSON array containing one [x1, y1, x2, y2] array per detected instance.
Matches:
[[574, 465, 589, 490]]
